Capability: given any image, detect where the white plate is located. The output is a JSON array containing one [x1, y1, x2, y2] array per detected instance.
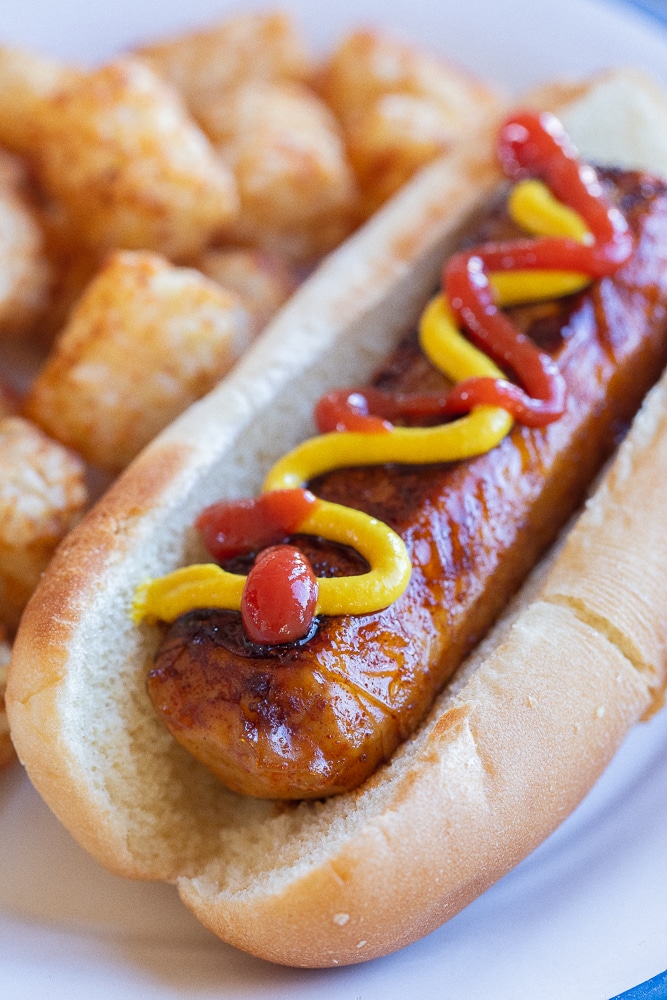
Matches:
[[1, 0, 667, 997]]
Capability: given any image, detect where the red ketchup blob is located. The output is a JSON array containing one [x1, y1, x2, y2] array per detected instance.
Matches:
[[196, 489, 318, 560], [197, 491, 320, 645], [241, 545, 318, 645]]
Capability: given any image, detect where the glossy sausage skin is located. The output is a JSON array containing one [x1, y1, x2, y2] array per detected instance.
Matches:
[[148, 171, 667, 799]]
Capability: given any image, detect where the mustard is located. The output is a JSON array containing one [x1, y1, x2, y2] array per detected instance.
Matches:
[[134, 180, 591, 627]]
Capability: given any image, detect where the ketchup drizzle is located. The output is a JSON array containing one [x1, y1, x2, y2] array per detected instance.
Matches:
[[316, 110, 633, 435], [200, 111, 635, 644]]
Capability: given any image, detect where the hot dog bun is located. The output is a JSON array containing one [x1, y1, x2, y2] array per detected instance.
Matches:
[[6, 69, 667, 967]]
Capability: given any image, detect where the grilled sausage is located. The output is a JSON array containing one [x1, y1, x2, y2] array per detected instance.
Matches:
[[148, 168, 667, 799]]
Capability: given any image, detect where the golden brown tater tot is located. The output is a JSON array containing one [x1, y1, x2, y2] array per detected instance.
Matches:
[[0, 45, 80, 156], [201, 81, 358, 264], [318, 29, 501, 215], [24, 250, 254, 472], [30, 58, 239, 260], [0, 416, 88, 633], [137, 11, 312, 118]]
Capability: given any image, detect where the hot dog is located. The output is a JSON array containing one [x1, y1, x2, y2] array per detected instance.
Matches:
[[143, 151, 664, 801], [7, 69, 667, 968]]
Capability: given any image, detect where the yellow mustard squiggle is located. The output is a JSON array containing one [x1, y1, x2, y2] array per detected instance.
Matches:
[[133, 180, 591, 625]]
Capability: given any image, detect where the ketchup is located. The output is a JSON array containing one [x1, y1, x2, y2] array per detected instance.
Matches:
[[241, 545, 318, 645], [497, 111, 632, 271], [440, 112, 632, 424], [196, 489, 318, 560], [315, 112, 632, 436], [139, 111, 635, 647]]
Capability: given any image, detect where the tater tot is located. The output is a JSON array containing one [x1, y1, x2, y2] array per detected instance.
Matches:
[[344, 92, 469, 216], [318, 29, 501, 214], [0, 627, 13, 770], [319, 29, 499, 126], [196, 248, 297, 335], [137, 11, 312, 118], [0, 45, 80, 156], [0, 149, 53, 339], [24, 250, 254, 472], [0, 416, 88, 633], [31, 57, 239, 260], [201, 81, 358, 264]]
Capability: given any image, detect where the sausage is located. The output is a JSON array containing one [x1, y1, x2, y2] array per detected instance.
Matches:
[[146, 168, 667, 799]]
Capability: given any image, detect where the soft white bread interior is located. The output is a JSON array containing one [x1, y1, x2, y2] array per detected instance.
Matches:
[[525, 67, 667, 178], [6, 69, 667, 968]]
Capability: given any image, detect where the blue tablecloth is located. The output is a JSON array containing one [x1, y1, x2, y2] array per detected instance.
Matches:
[[618, 0, 667, 24], [611, 968, 667, 999]]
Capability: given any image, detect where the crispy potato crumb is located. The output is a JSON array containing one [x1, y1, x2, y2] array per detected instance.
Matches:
[[24, 250, 254, 472], [30, 57, 239, 260], [0, 416, 88, 633], [202, 81, 358, 264]]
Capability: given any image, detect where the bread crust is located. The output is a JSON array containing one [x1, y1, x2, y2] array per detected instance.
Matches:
[[179, 603, 651, 967], [6, 70, 667, 967], [176, 368, 667, 966]]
